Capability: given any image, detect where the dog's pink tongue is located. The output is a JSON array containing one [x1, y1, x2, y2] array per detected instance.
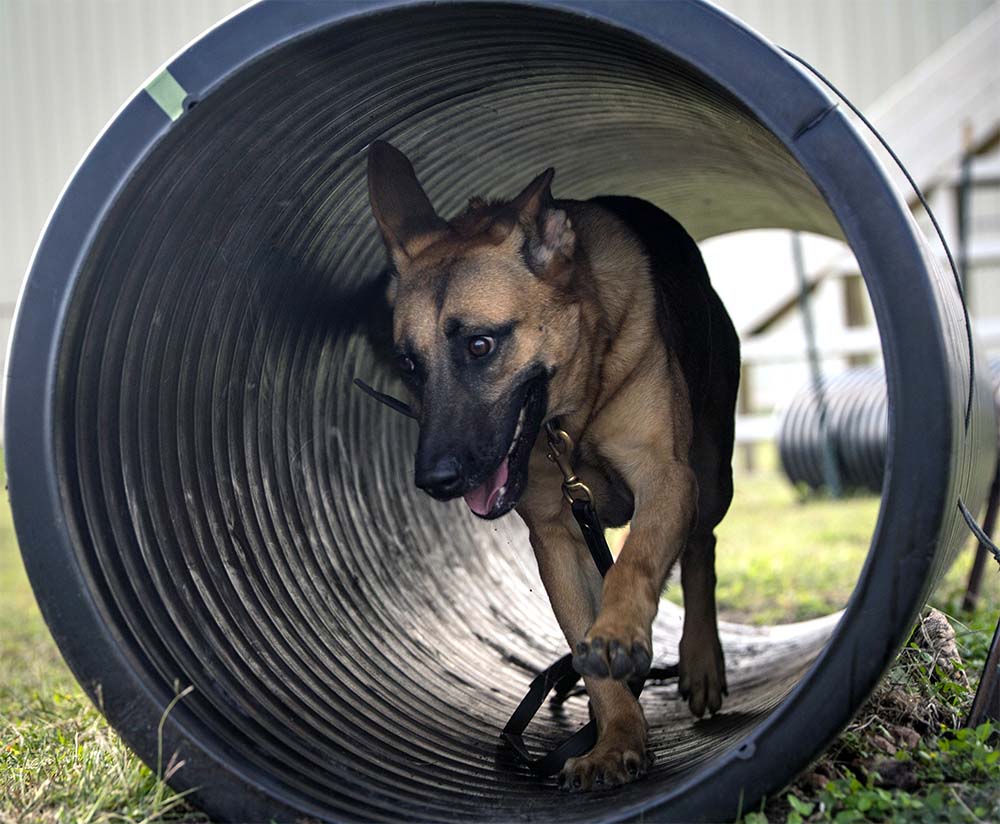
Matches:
[[463, 458, 509, 516]]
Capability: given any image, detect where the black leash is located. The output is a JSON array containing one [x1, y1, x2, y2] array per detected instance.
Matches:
[[499, 423, 678, 776], [498, 498, 609, 775]]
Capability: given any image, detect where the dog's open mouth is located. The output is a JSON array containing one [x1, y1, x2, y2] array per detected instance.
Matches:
[[463, 377, 547, 520], [461, 406, 522, 516]]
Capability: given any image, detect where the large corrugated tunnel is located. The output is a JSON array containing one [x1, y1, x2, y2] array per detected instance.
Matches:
[[5, 1, 997, 821]]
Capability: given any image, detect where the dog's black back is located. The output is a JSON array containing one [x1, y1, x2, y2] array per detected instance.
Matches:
[[592, 196, 740, 421]]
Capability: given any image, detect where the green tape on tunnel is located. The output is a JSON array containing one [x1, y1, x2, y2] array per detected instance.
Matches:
[[145, 69, 187, 121]]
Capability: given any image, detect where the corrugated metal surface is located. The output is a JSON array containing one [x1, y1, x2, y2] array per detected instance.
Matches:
[[1, 0, 994, 376]]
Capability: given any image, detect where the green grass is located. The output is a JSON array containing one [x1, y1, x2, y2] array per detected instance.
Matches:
[[669, 449, 996, 626], [1, 453, 998, 821], [0, 469, 206, 824], [720, 458, 1000, 823], [741, 603, 1000, 823], [703, 469, 880, 624]]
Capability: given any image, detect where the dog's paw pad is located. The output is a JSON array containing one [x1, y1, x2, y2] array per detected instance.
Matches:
[[573, 639, 610, 677], [574, 634, 651, 680], [558, 747, 649, 793], [678, 636, 727, 718]]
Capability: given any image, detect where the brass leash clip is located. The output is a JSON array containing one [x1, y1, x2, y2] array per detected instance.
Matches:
[[544, 420, 594, 505]]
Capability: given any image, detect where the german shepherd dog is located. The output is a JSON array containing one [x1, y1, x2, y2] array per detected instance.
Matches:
[[366, 142, 740, 791]]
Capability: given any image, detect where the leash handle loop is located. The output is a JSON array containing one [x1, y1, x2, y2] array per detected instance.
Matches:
[[500, 654, 597, 775]]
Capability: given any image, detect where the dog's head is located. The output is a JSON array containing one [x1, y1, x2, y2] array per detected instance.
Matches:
[[367, 141, 582, 519]]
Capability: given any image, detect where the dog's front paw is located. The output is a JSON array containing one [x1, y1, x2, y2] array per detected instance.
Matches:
[[678, 629, 727, 717], [557, 718, 650, 792], [573, 621, 652, 679]]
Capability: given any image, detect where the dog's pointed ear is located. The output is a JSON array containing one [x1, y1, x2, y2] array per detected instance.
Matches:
[[514, 168, 576, 280], [368, 141, 448, 263], [512, 167, 555, 223]]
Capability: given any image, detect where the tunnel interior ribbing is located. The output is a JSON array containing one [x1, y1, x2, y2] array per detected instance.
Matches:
[[15, 3, 983, 821]]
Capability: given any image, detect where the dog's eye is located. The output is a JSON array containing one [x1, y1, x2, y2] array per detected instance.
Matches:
[[468, 336, 495, 358], [396, 354, 416, 374]]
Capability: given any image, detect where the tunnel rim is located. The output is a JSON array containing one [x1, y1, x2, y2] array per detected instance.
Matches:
[[3, 0, 968, 821]]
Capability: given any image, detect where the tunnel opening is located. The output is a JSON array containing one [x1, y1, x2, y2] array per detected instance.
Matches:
[[7, 2, 994, 822]]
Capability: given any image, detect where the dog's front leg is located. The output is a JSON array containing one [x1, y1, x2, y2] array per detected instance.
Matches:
[[520, 486, 650, 790], [574, 458, 697, 682]]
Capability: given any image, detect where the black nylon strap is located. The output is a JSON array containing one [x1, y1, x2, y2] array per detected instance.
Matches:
[[571, 499, 614, 576], [501, 497, 678, 775], [500, 654, 596, 775]]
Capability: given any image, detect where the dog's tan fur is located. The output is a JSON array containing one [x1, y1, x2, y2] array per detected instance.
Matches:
[[368, 142, 737, 791]]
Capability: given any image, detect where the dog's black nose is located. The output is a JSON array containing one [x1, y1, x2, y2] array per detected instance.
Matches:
[[415, 457, 464, 498]]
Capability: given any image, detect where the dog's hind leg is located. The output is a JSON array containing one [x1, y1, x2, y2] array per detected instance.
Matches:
[[679, 420, 734, 717], [679, 529, 727, 717]]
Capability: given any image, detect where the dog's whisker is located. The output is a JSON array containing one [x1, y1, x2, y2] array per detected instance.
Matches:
[[352, 377, 417, 419]]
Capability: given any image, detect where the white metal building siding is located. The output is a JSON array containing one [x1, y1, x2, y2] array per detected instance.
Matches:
[[720, 0, 994, 109], [1, 0, 247, 378]]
